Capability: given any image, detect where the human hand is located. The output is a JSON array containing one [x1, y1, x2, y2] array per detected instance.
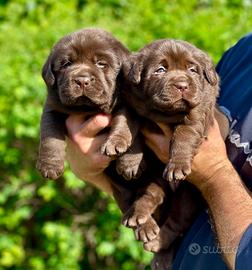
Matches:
[[65, 113, 113, 192], [187, 119, 229, 188], [141, 124, 173, 165], [142, 119, 230, 190]]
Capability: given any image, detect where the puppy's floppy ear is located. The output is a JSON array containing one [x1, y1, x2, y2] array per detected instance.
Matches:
[[42, 52, 55, 88], [196, 51, 218, 86], [127, 53, 144, 84]]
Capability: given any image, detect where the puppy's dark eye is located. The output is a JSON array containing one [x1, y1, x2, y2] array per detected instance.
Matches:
[[61, 60, 72, 68], [154, 66, 167, 74], [188, 66, 198, 73], [96, 61, 107, 69]]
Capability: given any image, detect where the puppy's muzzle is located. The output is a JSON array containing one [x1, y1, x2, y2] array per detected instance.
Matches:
[[173, 81, 189, 93], [74, 74, 95, 89]]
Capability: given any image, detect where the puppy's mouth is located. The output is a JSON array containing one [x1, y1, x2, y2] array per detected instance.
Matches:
[[58, 86, 116, 114], [59, 84, 111, 106], [152, 97, 191, 113], [153, 85, 200, 110], [153, 92, 190, 105], [173, 97, 200, 109]]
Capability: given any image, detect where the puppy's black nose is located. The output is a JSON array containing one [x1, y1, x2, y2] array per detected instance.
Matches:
[[174, 81, 188, 92], [74, 75, 95, 88]]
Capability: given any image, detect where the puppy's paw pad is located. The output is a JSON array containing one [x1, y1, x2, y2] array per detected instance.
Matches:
[[122, 208, 150, 228], [134, 218, 160, 243], [163, 161, 191, 182], [117, 166, 136, 180], [144, 237, 162, 253], [36, 160, 64, 180], [101, 137, 129, 156], [117, 159, 146, 180]]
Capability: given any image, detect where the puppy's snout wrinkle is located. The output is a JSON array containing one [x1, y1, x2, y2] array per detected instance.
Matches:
[[74, 75, 95, 88], [173, 81, 189, 92]]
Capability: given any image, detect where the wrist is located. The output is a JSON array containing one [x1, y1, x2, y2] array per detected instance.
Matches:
[[80, 170, 105, 182], [80, 172, 113, 195], [188, 159, 233, 191], [197, 160, 236, 194]]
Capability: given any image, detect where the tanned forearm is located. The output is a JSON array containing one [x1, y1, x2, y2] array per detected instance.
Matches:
[[199, 160, 252, 269], [70, 166, 113, 196], [84, 174, 113, 195]]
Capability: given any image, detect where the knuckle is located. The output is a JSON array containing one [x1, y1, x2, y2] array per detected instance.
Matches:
[[71, 134, 90, 154], [79, 144, 90, 155]]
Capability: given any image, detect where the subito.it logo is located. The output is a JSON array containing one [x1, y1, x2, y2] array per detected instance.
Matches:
[[189, 243, 201, 255]]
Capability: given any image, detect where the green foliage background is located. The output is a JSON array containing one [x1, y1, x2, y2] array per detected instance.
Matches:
[[0, 0, 252, 269]]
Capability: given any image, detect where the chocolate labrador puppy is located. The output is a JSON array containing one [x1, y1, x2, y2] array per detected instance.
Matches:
[[37, 28, 144, 182], [125, 39, 220, 183], [121, 39, 228, 269]]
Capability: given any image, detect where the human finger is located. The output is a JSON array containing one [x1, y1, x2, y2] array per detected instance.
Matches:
[[66, 113, 111, 139], [142, 131, 170, 164], [155, 122, 173, 137]]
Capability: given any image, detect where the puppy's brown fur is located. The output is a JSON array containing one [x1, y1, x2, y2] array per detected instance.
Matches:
[[37, 28, 144, 182], [122, 39, 227, 269], [37, 30, 169, 260], [125, 39, 219, 182]]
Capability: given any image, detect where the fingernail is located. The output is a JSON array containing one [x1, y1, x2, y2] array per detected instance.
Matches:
[[95, 114, 112, 126]]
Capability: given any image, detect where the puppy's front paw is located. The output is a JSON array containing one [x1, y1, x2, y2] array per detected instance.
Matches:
[[36, 159, 64, 180], [122, 206, 151, 228], [116, 157, 146, 180], [163, 160, 191, 182], [134, 218, 160, 243], [101, 136, 130, 156], [144, 236, 162, 253]]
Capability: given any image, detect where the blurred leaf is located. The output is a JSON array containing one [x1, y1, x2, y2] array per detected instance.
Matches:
[[97, 241, 116, 256]]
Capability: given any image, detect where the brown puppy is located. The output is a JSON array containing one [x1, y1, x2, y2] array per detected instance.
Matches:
[[125, 39, 219, 183], [122, 39, 225, 269], [36, 28, 145, 182]]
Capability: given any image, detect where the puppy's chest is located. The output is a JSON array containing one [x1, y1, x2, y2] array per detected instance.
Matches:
[[132, 101, 187, 125], [124, 91, 187, 124], [147, 109, 188, 125], [50, 102, 104, 115], [48, 96, 119, 115]]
